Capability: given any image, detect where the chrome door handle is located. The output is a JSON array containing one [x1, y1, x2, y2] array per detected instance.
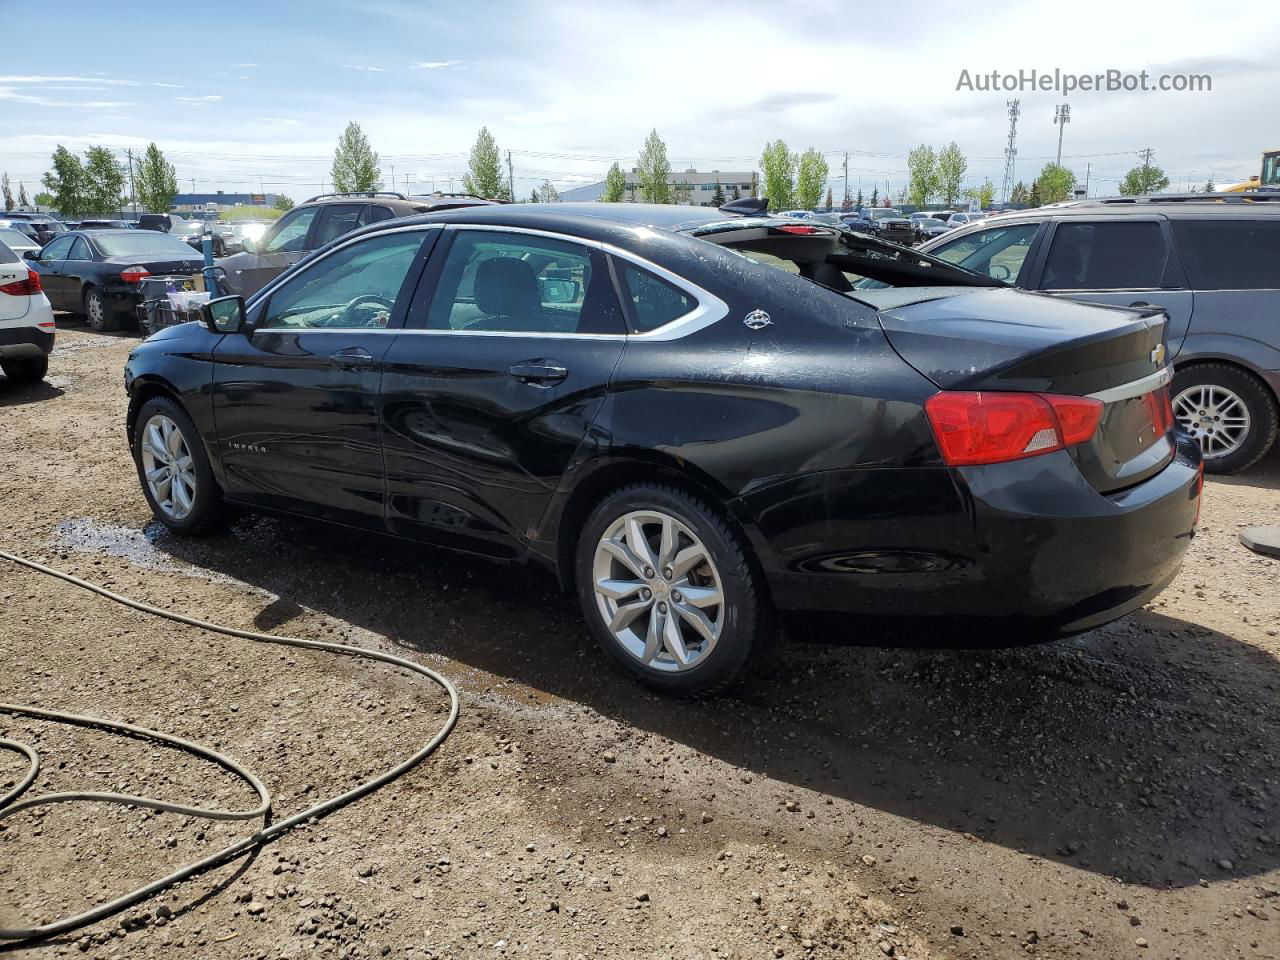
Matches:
[[508, 359, 568, 385], [329, 347, 375, 371]]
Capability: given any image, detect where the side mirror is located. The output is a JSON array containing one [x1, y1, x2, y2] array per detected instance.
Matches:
[[240, 236, 257, 254], [539, 276, 581, 304], [22, 249, 38, 261], [202, 295, 247, 334]]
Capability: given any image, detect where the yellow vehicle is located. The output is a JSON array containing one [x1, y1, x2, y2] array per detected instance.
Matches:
[[1217, 149, 1280, 192]]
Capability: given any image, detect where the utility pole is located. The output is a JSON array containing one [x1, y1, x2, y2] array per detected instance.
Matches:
[[1084, 162, 1091, 198], [842, 151, 849, 207], [1053, 103, 1070, 167], [390, 163, 396, 193], [506, 150, 514, 202], [125, 148, 137, 217], [1000, 99, 1020, 203], [1139, 147, 1154, 193]]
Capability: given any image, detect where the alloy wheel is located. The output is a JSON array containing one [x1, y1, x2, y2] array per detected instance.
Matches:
[[1173, 384, 1251, 459], [140, 414, 198, 520], [591, 510, 725, 673]]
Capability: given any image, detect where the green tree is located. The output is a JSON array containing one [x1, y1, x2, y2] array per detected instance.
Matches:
[[135, 142, 178, 213], [636, 129, 672, 203], [83, 146, 125, 214], [1009, 181, 1028, 205], [906, 144, 937, 208], [869, 187, 879, 207], [794, 147, 829, 210], [1027, 179, 1043, 207], [43, 145, 88, 216], [730, 184, 741, 200], [1, 172, 11, 211], [1203, 177, 1215, 192], [672, 180, 692, 205], [273, 194, 295, 211], [17, 182, 29, 208], [535, 179, 560, 203], [825, 186, 834, 210], [963, 178, 996, 209], [855, 187, 863, 209], [1035, 162, 1076, 203], [462, 126, 504, 199], [1119, 161, 1170, 196], [760, 139, 796, 211], [331, 121, 381, 192], [935, 142, 968, 207], [33, 190, 54, 208], [712, 180, 725, 206], [602, 162, 626, 203]]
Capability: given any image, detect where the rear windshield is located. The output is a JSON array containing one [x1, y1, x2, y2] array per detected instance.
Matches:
[[1171, 219, 1280, 290], [0, 228, 32, 248], [0, 238, 18, 263], [93, 233, 197, 258]]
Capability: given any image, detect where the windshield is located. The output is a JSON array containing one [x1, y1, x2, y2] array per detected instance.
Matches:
[[918, 219, 946, 228], [93, 233, 199, 258]]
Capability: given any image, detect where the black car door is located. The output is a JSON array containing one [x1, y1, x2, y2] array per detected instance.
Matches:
[[380, 226, 627, 558], [61, 236, 94, 309], [30, 235, 76, 309], [210, 226, 439, 528]]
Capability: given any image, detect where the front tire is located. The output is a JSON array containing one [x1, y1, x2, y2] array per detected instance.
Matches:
[[132, 396, 224, 535], [575, 484, 769, 696], [0, 354, 49, 383], [84, 286, 120, 332], [1172, 363, 1278, 474]]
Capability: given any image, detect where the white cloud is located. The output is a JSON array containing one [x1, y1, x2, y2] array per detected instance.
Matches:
[[235, 63, 259, 68], [173, 95, 223, 103], [411, 60, 462, 70], [342, 64, 386, 72], [0, 87, 133, 108]]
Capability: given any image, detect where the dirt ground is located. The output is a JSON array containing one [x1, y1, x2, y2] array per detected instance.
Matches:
[[2, 320, 1278, 960]]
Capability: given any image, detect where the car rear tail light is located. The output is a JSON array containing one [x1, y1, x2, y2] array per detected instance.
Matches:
[[925, 391, 1104, 467], [0, 269, 42, 296], [120, 265, 150, 283], [775, 225, 819, 235], [1143, 384, 1174, 435]]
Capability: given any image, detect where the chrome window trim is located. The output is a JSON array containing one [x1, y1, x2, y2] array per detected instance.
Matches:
[[1087, 365, 1172, 403], [245, 221, 729, 343]]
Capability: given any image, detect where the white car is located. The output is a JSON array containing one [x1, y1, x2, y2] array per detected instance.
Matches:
[[0, 238, 55, 383], [0, 225, 41, 258]]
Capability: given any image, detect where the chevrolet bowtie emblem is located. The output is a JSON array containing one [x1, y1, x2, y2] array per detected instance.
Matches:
[[743, 309, 772, 330]]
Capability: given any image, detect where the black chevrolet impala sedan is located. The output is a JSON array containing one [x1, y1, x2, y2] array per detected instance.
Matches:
[[123, 202, 1202, 695]]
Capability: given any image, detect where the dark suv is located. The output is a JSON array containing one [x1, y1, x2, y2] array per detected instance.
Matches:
[[216, 192, 495, 298], [914, 196, 1280, 473]]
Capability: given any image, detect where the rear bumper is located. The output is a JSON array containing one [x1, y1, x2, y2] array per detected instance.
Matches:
[[737, 435, 1202, 633], [0, 324, 54, 359]]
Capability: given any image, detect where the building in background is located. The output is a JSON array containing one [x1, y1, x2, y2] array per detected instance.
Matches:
[[170, 192, 280, 214], [560, 169, 756, 205]]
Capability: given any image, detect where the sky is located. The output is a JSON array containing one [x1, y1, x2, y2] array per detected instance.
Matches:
[[1, 0, 1277, 203]]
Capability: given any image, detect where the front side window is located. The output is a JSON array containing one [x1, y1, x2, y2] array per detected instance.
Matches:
[[425, 230, 622, 334], [311, 204, 369, 248], [617, 262, 696, 332], [1170, 219, 1280, 290], [261, 206, 319, 255], [259, 231, 426, 330], [931, 222, 1039, 282], [1040, 221, 1169, 290], [39, 236, 74, 261]]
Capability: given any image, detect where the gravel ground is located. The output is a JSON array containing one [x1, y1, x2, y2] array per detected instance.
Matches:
[[2, 320, 1278, 960]]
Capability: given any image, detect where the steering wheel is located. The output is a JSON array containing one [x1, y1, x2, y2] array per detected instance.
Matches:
[[337, 294, 395, 328]]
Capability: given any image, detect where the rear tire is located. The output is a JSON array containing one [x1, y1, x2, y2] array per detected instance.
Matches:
[[575, 483, 770, 697], [132, 396, 225, 535], [1172, 363, 1278, 474], [84, 286, 120, 332], [0, 354, 49, 383]]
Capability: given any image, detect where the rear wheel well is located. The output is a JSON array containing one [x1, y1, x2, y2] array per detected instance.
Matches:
[[1173, 358, 1278, 408], [553, 461, 770, 604]]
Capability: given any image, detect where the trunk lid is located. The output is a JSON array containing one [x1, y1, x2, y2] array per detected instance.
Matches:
[[868, 287, 1174, 492], [102, 254, 204, 279]]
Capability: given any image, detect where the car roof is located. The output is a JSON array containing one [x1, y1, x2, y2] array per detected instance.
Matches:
[[992, 196, 1280, 219], [396, 202, 737, 233]]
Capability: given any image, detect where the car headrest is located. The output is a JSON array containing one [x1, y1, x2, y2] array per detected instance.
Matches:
[[474, 257, 539, 318]]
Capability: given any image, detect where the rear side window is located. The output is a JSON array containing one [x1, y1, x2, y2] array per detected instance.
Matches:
[[311, 204, 368, 247], [69, 237, 90, 260], [368, 205, 396, 223], [1170, 219, 1280, 290], [617, 262, 696, 333], [425, 230, 623, 335], [1041, 221, 1169, 290]]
